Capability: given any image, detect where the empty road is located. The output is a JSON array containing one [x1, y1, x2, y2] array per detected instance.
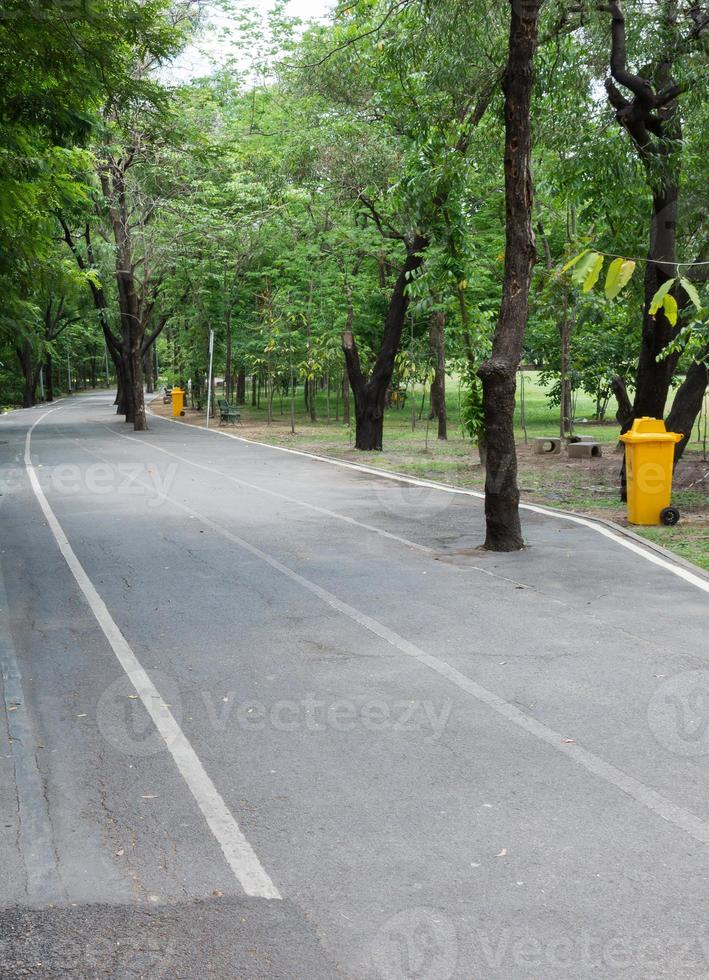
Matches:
[[1, 392, 708, 979]]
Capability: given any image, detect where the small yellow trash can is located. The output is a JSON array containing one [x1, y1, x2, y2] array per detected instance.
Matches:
[[619, 417, 683, 526], [171, 386, 185, 417]]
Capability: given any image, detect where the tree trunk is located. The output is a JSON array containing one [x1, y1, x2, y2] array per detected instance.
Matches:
[[353, 405, 384, 451], [115, 358, 132, 417], [342, 368, 350, 425], [666, 356, 709, 460], [309, 378, 317, 422], [131, 332, 147, 431], [15, 342, 38, 408], [236, 369, 246, 405], [225, 308, 233, 401], [45, 354, 54, 402], [632, 188, 681, 420], [478, 0, 542, 552], [429, 310, 447, 440], [603, 3, 684, 425], [342, 234, 428, 451], [144, 352, 154, 394], [559, 287, 573, 438]]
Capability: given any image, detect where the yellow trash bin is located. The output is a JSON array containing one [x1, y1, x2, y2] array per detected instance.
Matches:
[[171, 386, 185, 417], [619, 418, 683, 526]]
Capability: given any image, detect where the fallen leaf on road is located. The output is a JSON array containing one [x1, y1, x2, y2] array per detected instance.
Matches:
[[212, 890, 223, 897], [496, 848, 508, 858], [562, 738, 575, 744], [141, 795, 158, 800]]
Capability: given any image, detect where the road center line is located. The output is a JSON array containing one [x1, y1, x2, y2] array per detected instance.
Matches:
[[24, 410, 281, 901], [100, 421, 571, 596], [100, 422, 432, 556], [74, 427, 709, 849], [62, 420, 667, 660], [149, 408, 709, 596]]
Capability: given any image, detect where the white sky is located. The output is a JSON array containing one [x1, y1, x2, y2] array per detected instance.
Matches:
[[170, 0, 335, 81]]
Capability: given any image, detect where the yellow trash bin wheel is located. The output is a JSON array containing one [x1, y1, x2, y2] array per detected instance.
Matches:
[[660, 506, 680, 527]]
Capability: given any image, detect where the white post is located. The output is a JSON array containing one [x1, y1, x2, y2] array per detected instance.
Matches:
[[67, 352, 72, 393], [39, 367, 45, 401], [205, 328, 215, 429]]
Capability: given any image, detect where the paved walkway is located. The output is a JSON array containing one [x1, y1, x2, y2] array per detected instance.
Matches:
[[1, 393, 708, 978]]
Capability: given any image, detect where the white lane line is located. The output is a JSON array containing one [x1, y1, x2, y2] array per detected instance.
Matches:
[[100, 423, 432, 556], [24, 410, 280, 900], [97, 424, 663, 608], [149, 408, 709, 596], [0, 570, 64, 903], [60, 424, 664, 657], [88, 446, 709, 849]]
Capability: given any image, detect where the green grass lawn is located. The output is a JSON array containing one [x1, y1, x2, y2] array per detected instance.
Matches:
[[159, 372, 709, 571], [224, 370, 705, 455]]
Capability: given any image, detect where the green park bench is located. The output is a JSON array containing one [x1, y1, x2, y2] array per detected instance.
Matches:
[[217, 398, 241, 425]]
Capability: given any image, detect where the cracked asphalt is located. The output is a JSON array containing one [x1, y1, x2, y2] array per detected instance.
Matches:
[[1, 392, 708, 979]]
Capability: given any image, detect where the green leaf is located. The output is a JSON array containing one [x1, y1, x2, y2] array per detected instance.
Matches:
[[605, 258, 636, 299], [662, 293, 678, 327], [679, 277, 701, 311], [571, 251, 599, 286], [582, 253, 604, 293], [561, 249, 590, 274], [649, 278, 676, 315]]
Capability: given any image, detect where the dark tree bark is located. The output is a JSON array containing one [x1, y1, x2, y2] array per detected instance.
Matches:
[[342, 368, 350, 426], [559, 287, 574, 437], [59, 217, 130, 416], [236, 369, 246, 405], [15, 341, 40, 407], [666, 355, 709, 459], [45, 353, 54, 402], [429, 310, 447, 440], [611, 375, 634, 431], [342, 234, 428, 450], [143, 351, 154, 394], [306, 378, 317, 422], [603, 1, 695, 422], [342, 285, 355, 427], [478, 0, 543, 552], [225, 306, 233, 401]]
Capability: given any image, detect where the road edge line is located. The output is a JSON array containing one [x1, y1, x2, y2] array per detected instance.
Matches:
[[147, 407, 709, 595], [25, 408, 281, 900]]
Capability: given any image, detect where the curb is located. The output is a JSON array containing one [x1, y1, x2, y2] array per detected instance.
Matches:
[[146, 404, 709, 594], [1, 396, 68, 419]]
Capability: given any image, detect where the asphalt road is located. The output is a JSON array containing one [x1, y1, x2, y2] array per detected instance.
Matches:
[[1, 392, 708, 980]]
